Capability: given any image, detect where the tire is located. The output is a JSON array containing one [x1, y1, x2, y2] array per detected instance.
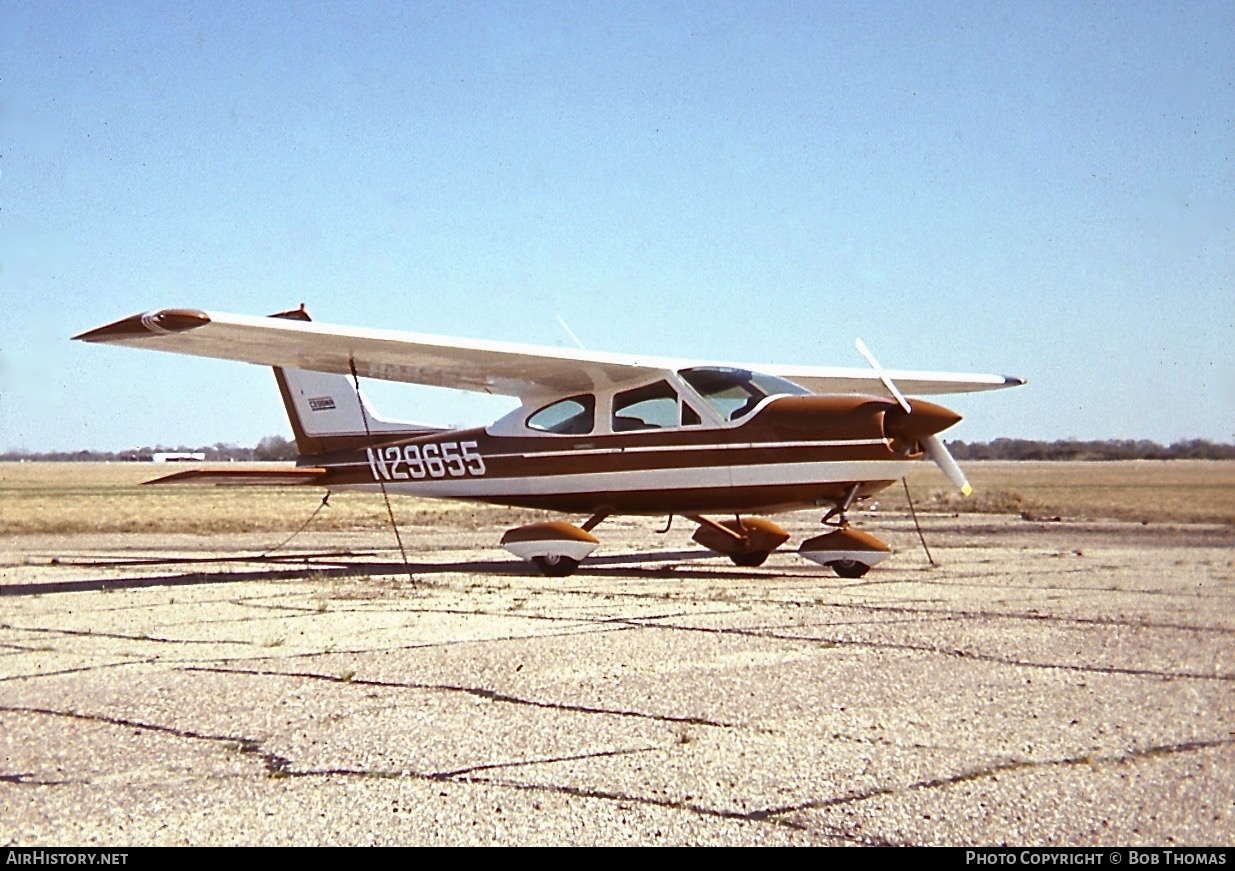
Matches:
[[829, 559, 870, 579], [532, 555, 580, 577], [729, 550, 770, 567]]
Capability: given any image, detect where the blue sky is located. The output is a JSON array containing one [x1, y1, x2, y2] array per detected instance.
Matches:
[[2, 0, 1231, 451]]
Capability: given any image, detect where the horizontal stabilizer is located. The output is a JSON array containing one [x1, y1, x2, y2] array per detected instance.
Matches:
[[144, 467, 327, 486]]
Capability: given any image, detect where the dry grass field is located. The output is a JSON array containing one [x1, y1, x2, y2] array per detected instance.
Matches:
[[898, 459, 1235, 525], [1, 459, 1232, 537], [0, 462, 553, 536]]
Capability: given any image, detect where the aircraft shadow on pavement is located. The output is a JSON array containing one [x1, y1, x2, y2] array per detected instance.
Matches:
[[0, 549, 780, 597]]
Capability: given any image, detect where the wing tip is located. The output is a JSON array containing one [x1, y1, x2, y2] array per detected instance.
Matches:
[[74, 309, 211, 342]]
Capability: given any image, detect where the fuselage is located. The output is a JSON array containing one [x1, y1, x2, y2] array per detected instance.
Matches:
[[304, 390, 955, 516]]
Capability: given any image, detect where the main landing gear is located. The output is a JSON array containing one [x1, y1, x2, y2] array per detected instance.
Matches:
[[688, 511, 892, 578], [500, 498, 893, 578], [500, 513, 794, 576], [687, 515, 790, 567]]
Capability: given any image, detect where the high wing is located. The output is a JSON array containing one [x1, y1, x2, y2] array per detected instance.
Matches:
[[75, 308, 1024, 400]]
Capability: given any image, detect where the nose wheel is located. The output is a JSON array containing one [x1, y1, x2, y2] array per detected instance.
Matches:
[[827, 558, 871, 579]]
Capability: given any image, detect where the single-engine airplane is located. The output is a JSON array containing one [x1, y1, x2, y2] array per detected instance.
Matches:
[[75, 306, 1023, 577]]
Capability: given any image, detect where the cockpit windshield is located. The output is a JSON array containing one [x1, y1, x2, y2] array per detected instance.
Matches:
[[678, 367, 811, 422]]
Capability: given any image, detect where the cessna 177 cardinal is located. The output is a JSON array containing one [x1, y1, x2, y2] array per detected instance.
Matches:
[[75, 306, 1024, 577]]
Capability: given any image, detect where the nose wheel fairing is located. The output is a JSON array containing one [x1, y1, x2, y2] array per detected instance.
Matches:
[[501, 521, 599, 576], [797, 524, 892, 577]]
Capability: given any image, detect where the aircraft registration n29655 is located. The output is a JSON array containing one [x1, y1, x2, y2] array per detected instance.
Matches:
[[75, 306, 1024, 577]]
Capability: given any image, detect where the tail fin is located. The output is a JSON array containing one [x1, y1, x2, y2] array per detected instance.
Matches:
[[269, 306, 441, 456]]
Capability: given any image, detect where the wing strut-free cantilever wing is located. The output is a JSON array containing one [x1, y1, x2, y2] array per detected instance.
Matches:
[[75, 308, 1024, 402]]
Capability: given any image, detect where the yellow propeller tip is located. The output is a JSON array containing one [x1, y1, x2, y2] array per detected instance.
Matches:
[[961, 484, 973, 497]]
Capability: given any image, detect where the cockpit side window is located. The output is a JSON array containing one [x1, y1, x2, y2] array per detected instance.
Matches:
[[679, 367, 810, 422], [613, 380, 680, 431], [526, 394, 596, 435]]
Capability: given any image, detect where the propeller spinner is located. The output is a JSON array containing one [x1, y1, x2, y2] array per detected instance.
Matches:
[[856, 338, 973, 496]]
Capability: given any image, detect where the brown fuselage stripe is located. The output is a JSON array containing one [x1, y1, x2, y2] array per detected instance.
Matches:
[[299, 426, 913, 514]]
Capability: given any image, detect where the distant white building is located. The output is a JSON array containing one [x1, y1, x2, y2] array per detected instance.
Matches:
[[151, 452, 206, 463]]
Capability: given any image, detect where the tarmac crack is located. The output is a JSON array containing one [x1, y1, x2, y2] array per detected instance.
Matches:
[[8, 700, 1225, 844], [130, 621, 635, 667], [0, 658, 156, 683], [181, 664, 739, 728], [441, 773, 819, 835], [612, 616, 1235, 682], [0, 704, 816, 837], [839, 602, 1235, 636], [0, 771, 84, 786], [747, 735, 1235, 827], [0, 621, 264, 648], [0, 705, 293, 781], [428, 745, 657, 779]]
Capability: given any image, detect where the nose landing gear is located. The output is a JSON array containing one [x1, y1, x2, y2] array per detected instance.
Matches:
[[797, 524, 892, 577], [798, 485, 891, 577]]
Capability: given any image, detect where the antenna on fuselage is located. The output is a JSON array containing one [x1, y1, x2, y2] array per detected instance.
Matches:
[[556, 315, 587, 351]]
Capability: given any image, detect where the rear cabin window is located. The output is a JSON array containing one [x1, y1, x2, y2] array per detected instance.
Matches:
[[526, 395, 596, 435], [612, 380, 681, 431]]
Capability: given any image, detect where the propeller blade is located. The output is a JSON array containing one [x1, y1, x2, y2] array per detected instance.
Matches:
[[923, 434, 972, 496], [854, 339, 969, 495], [854, 338, 912, 413]]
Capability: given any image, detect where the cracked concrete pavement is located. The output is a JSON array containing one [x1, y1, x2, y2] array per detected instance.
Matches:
[[1, 514, 1232, 845]]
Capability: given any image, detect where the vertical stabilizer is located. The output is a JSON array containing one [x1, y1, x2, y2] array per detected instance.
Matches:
[[269, 306, 440, 456]]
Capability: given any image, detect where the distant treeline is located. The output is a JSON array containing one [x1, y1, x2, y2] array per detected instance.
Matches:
[[2, 435, 298, 463], [946, 438, 1235, 461]]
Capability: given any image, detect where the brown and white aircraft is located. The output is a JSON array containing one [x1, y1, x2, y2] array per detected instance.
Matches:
[[75, 306, 1024, 577]]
